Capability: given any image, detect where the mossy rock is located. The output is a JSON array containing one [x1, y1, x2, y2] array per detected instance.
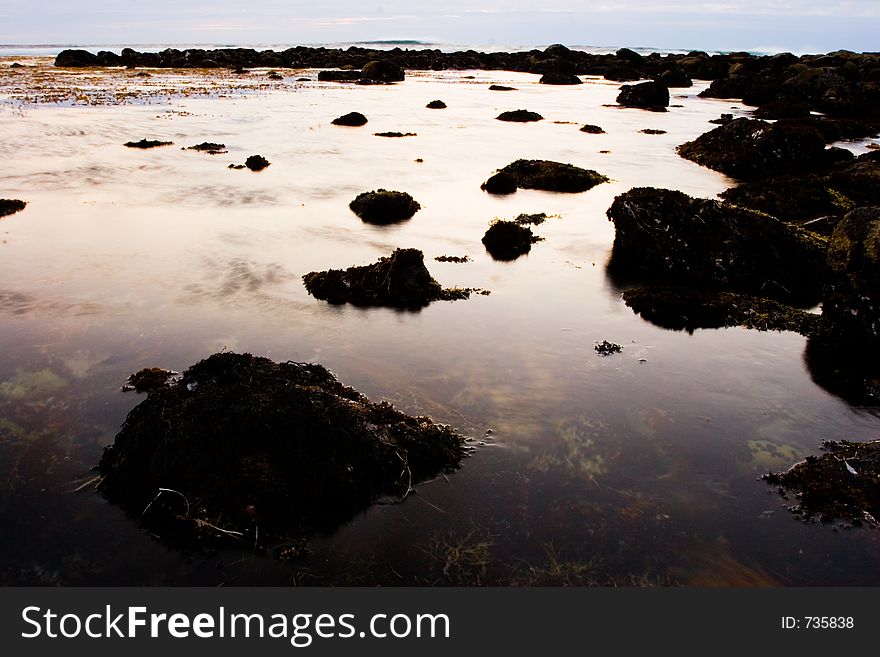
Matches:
[[622, 286, 822, 335], [764, 440, 880, 527], [331, 112, 368, 126], [98, 352, 466, 546], [349, 189, 420, 224], [0, 199, 26, 217], [607, 187, 830, 304], [303, 248, 468, 309], [496, 109, 543, 122], [482, 221, 537, 261], [482, 159, 608, 194]]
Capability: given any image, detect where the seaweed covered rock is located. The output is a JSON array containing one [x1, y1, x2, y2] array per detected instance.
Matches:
[[480, 171, 518, 195], [676, 118, 827, 179], [186, 142, 226, 154], [303, 248, 465, 309], [482, 159, 608, 194], [539, 72, 582, 85], [349, 189, 420, 224], [496, 109, 543, 122], [99, 352, 465, 544], [606, 188, 829, 303], [361, 60, 405, 83], [579, 124, 605, 134], [482, 221, 538, 261], [331, 111, 368, 126], [124, 138, 173, 149], [616, 81, 670, 111], [622, 286, 821, 335], [764, 440, 880, 527], [0, 199, 27, 218], [123, 367, 177, 393]]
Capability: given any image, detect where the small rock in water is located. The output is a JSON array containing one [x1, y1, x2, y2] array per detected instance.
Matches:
[[594, 340, 623, 356], [496, 109, 543, 122], [124, 367, 177, 393], [245, 155, 270, 171], [580, 124, 606, 134], [0, 199, 27, 217], [124, 138, 173, 149], [426, 100, 447, 109], [332, 111, 368, 126]]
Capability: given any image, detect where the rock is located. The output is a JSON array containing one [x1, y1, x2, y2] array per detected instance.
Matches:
[[606, 187, 830, 303], [603, 65, 642, 82], [753, 98, 812, 119], [98, 352, 465, 546], [54, 49, 99, 67], [656, 68, 693, 88], [480, 171, 518, 195], [435, 255, 470, 263], [639, 129, 666, 135], [616, 48, 645, 65], [709, 113, 734, 125], [426, 100, 446, 109], [245, 155, 270, 171], [579, 124, 606, 134], [349, 189, 420, 224], [594, 340, 622, 356], [489, 85, 516, 91], [496, 109, 543, 122], [374, 132, 417, 138], [764, 440, 880, 526], [332, 111, 368, 126], [539, 72, 582, 85], [267, 72, 284, 80], [0, 199, 27, 218], [318, 70, 362, 82], [124, 138, 173, 149], [483, 159, 609, 194], [482, 221, 537, 261], [361, 60, 405, 83], [676, 117, 828, 179], [616, 81, 670, 111], [186, 142, 227, 154], [124, 368, 176, 393], [622, 286, 822, 334], [303, 248, 466, 309]]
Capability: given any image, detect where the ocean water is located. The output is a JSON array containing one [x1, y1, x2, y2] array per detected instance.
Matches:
[[0, 58, 877, 585]]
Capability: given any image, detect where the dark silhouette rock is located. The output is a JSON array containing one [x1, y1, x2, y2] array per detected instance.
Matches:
[[318, 70, 362, 82], [186, 142, 226, 154], [426, 99, 446, 109], [361, 60, 405, 83], [616, 81, 670, 111], [579, 124, 606, 134], [753, 98, 812, 119], [656, 68, 693, 88], [606, 187, 829, 303], [639, 129, 667, 135], [489, 85, 516, 91], [496, 109, 543, 122], [349, 189, 420, 224], [373, 132, 417, 138], [539, 72, 582, 85], [480, 171, 518, 195], [245, 155, 270, 171], [0, 199, 26, 218], [332, 112, 368, 126], [482, 221, 537, 261], [483, 160, 609, 194], [676, 117, 827, 179], [124, 138, 173, 149]]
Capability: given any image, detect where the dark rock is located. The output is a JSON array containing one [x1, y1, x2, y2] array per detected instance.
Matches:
[[656, 68, 692, 88], [99, 352, 465, 546], [361, 60, 405, 83], [482, 221, 537, 261], [594, 340, 623, 356], [245, 155, 270, 171], [676, 117, 827, 179], [332, 111, 368, 126], [54, 49, 99, 67], [539, 72, 582, 85], [426, 100, 447, 109], [489, 85, 516, 91], [616, 81, 670, 111], [480, 171, 518, 195], [603, 65, 642, 82], [349, 189, 420, 224], [709, 113, 734, 125], [606, 187, 830, 303], [267, 72, 284, 80], [0, 199, 27, 218], [186, 142, 227, 154], [545, 44, 574, 59], [514, 212, 550, 226], [124, 368, 176, 393], [615, 48, 644, 65], [435, 255, 470, 263], [484, 159, 609, 194], [764, 440, 880, 526], [753, 98, 812, 119], [579, 124, 606, 134], [639, 129, 666, 135], [374, 131, 417, 138], [318, 70, 362, 82], [623, 286, 821, 335], [296, 77, 311, 82], [496, 109, 543, 122], [303, 248, 465, 309], [124, 139, 174, 149]]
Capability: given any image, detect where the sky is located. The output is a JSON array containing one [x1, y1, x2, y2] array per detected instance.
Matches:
[[1, 1, 878, 53]]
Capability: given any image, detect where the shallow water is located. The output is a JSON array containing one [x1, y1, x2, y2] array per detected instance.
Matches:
[[1, 59, 879, 586]]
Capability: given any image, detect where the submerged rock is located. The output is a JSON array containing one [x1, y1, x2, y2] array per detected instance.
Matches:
[[676, 117, 827, 179], [639, 129, 666, 135], [99, 352, 466, 546], [331, 111, 368, 126], [0, 199, 27, 217], [303, 248, 469, 309], [622, 286, 822, 335], [496, 109, 544, 122], [764, 440, 880, 527], [349, 189, 420, 224], [426, 99, 447, 109], [606, 188, 829, 303], [482, 159, 609, 194], [186, 142, 226, 154], [616, 81, 670, 111], [361, 60, 405, 83], [124, 138, 173, 149], [482, 221, 538, 261]]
